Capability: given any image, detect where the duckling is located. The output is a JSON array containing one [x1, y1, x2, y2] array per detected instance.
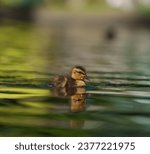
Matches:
[[52, 66, 88, 88]]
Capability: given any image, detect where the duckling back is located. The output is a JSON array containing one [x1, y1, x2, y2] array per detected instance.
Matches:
[[52, 75, 68, 88]]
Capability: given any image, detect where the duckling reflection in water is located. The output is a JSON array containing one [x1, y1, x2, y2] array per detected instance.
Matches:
[[70, 93, 86, 112], [50, 66, 88, 112], [52, 87, 87, 113]]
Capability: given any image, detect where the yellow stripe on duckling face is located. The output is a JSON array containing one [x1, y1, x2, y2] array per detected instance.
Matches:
[[73, 68, 85, 75]]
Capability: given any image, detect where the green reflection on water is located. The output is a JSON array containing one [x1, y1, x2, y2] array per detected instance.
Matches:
[[0, 21, 150, 137]]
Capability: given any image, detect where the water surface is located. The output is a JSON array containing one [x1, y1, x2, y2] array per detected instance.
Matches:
[[0, 18, 150, 136]]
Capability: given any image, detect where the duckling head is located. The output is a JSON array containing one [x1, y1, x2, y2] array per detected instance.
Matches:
[[70, 66, 88, 86]]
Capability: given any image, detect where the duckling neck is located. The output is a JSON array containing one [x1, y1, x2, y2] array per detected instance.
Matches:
[[75, 80, 86, 87]]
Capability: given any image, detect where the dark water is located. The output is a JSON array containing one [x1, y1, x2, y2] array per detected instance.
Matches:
[[0, 18, 150, 136]]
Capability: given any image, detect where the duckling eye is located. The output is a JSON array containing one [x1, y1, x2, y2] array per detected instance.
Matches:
[[74, 71, 81, 74], [78, 71, 85, 75]]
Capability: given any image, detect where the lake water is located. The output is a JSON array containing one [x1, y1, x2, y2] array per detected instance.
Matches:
[[0, 15, 150, 136]]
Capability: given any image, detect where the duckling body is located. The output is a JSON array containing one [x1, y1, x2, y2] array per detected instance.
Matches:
[[52, 66, 87, 88], [52, 75, 75, 88]]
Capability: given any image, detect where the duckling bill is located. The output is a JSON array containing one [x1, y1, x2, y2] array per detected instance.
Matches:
[[52, 66, 88, 88]]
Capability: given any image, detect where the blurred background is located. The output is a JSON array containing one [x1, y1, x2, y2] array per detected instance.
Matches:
[[0, 0, 150, 21], [0, 0, 150, 136]]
